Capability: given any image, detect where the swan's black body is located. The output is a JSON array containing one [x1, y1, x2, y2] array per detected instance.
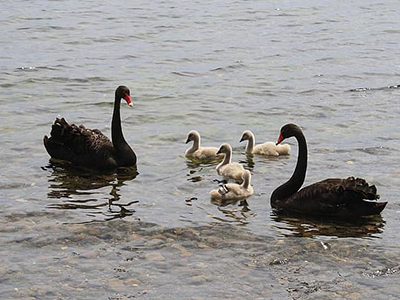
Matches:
[[271, 124, 387, 217], [43, 86, 136, 170]]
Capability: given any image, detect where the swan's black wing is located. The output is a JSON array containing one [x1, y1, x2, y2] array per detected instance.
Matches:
[[276, 177, 386, 217], [44, 118, 117, 169]]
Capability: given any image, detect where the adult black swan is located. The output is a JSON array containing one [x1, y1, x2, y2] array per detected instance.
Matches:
[[270, 123, 387, 217], [43, 86, 137, 170]]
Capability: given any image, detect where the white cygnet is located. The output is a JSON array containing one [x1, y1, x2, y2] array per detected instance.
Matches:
[[185, 130, 223, 160], [210, 170, 254, 200], [240, 130, 290, 156], [216, 143, 245, 182]]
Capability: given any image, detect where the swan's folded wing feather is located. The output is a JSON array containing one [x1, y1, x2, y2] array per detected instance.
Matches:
[[253, 142, 279, 156], [218, 185, 230, 195], [193, 147, 221, 160], [49, 118, 114, 158], [212, 183, 250, 200], [276, 143, 291, 155], [283, 177, 383, 216], [219, 163, 245, 182]]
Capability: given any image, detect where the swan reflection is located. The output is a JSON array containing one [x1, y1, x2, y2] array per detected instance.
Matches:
[[210, 198, 255, 224], [185, 160, 217, 183], [240, 153, 255, 170], [271, 212, 386, 238], [45, 161, 138, 221]]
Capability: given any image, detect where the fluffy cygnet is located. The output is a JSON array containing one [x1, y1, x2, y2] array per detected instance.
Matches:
[[240, 130, 290, 156], [216, 143, 245, 182], [210, 170, 254, 200], [185, 130, 223, 160]]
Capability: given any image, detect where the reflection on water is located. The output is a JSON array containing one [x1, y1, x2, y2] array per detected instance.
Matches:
[[239, 153, 255, 170], [239, 152, 291, 171], [185, 159, 219, 170], [211, 197, 249, 208], [272, 212, 386, 238], [44, 161, 139, 222], [210, 199, 255, 225], [185, 159, 219, 184]]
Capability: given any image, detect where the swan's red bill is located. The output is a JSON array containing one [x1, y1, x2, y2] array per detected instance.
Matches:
[[124, 94, 133, 107], [276, 132, 284, 145]]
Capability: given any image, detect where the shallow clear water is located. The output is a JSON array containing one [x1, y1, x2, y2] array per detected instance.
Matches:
[[1, 0, 400, 299]]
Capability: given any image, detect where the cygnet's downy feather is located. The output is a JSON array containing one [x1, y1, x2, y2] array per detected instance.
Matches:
[[185, 130, 223, 160], [216, 143, 245, 182], [210, 170, 254, 200], [240, 130, 290, 156]]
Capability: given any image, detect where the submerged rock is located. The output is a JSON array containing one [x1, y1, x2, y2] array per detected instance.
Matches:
[[145, 252, 165, 261]]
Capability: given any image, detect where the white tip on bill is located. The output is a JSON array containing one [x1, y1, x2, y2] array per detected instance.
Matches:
[[128, 103, 133, 107]]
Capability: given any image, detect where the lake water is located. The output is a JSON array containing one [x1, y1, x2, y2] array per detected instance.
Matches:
[[1, 0, 400, 299]]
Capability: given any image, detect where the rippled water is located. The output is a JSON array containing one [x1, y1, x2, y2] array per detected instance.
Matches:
[[1, 0, 400, 299]]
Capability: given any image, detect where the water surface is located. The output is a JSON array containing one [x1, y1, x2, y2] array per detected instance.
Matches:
[[1, 0, 400, 299]]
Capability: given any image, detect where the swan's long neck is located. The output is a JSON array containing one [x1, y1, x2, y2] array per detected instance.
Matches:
[[271, 130, 307, 203], [111, 94, 127, 150], [242, 174, 250, 189], [109, 87, 136, 167], [245, 134, 255, 154], [217, 150, 232, 170], [190, 134, 200, 152]]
